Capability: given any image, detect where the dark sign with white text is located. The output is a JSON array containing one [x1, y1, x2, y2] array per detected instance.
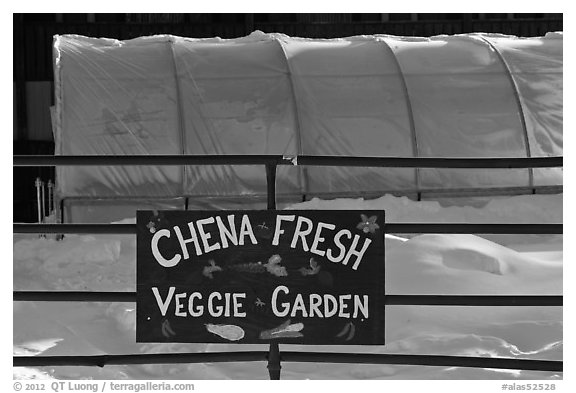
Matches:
[[136, 210, 385, 345]]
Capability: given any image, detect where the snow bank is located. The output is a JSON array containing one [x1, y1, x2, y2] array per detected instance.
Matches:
[[13, 193, 562, 379], [290, 193, 563, 246], [14, 234, 134, 291], [289, 193, 562, 225], [387, 234, 561, 295]]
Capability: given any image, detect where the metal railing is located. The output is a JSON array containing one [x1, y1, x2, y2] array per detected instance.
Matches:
[[13, 154, 563, 379], [13, 154, 563, 168]]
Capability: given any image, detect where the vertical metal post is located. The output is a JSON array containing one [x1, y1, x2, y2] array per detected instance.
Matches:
[[47, 180, 54, 215], [59, 198, 65, 224], [265, 163, 281, 380], [266, 164, 277, 210], [40, 179, 46, 220], [57, 198, 65, 241], [35, 178, 42, 223], [267, 341, 281, 380]]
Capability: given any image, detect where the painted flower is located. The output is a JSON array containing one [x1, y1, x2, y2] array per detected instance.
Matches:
[[146, 221, 156, 234], [356, 214, 380, 234]]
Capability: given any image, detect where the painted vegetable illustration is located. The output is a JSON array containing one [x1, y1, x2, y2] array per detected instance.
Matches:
[[202, 254, 287, 279], [264, 254, 288, 277], [259, 319, 304, 340], [205, 323, 245, 341], [229, 254, 288, 277], [336, 322, 356, 341], [202, 259, 223, 279], [299, 257, 321, 276], [161, 319, 176, 338]]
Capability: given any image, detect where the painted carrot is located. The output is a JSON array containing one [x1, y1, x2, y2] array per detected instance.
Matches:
[[259, 319, 304, 340]]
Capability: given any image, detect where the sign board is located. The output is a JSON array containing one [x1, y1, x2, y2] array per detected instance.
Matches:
[[136, 210, 385, 345]]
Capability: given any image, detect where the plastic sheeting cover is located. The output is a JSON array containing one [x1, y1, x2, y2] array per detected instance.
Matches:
[[53, 31, 563, 212]]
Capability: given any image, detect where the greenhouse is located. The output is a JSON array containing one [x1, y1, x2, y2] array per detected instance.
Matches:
[[52, 31, 563, 222]]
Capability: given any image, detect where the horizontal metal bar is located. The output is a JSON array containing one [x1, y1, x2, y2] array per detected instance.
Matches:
[[279, 352, 563, 372], [12, 292, 562, 306], [12, 352, 562, 372], [13, 155, 563, 168], [14, 223, 136, 234], [386, 295, 563, 307], [13, 291, 137, 302], [297, 156, 563, 169], [13, 223, 563, 235], [385, 223, 563, 234], [13, 155, 282, 167], [13, 352, 267, 367], [54, 184, 564, 202]]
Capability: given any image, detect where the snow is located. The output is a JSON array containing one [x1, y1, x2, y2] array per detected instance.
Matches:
[[13, 193, 562, 380], [289, 194, 563, 224]]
